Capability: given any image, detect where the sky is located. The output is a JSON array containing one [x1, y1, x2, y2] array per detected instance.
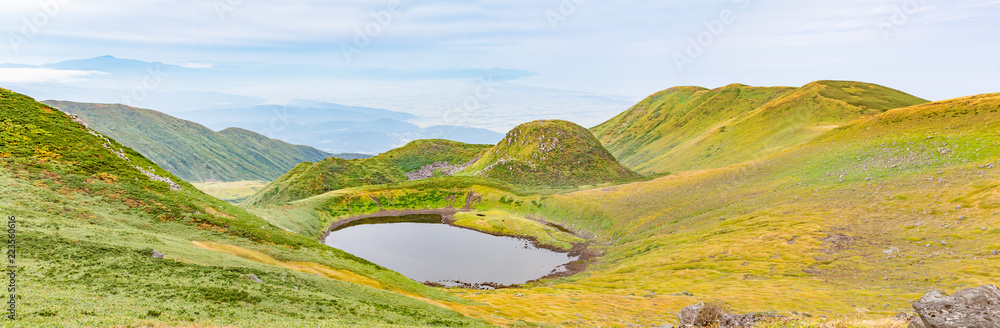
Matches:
[[0, 0, 999, 101]]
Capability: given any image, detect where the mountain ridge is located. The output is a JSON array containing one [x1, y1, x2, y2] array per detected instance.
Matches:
[[42, 100, 338, 182], [593, 80, 928, 174]]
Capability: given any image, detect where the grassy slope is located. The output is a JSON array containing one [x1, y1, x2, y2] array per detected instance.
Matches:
[[1, 89, 488, 327], [191, 180, 269, 203], [593, 81, 928, 174], [251, 93, 1000, 327], [372, 139, 492, 172], [245, 139, 491, 206], [459, 119, 638, 186], [43, 100, 332, 182]]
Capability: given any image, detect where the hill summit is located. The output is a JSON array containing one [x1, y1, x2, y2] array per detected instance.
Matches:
[[460, 119, 637, 186], [593, 80, 928, 174]]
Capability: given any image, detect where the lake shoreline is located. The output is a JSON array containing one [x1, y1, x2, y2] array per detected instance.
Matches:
[[319, 206, 598, 289]]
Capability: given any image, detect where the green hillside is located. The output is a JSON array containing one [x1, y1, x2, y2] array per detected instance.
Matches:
[[593, 81, 928, 174], [458, 119, 638, 186], [251, 92, 1000, 327], [1, 88, 488, 327], [245, 139, 491, 205], [42, 101, 334, 182], [372, 139, 491, 172]]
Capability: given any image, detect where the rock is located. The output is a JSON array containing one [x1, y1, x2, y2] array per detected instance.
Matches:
[[992, 250, 998, 256], [908, 316, 927, 328], [912, 285, 1000, 328], [655, 324, 674, 328], [677, 303, 705, 327], [151, 250, 164, 259], [719, 313, 784, 328], [247, 274, 264, 284]]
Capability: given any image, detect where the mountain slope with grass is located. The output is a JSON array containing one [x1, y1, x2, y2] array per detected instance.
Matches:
[[252, 92, 1000, 327], [245, 139, 492, 205], [42, 100, 338, 182], [458, 119, 638, 186], [1, 88, 489, 327], [593, 80, 928, 174]]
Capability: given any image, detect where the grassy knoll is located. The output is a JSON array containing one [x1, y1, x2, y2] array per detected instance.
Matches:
[[0, 88, 489, 327], [245, 92, 1000, 327], [458, 120, 638, 186], [593, 81, 928, 175], [191, 180, 269, 203]]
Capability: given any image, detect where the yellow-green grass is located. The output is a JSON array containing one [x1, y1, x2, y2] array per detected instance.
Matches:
[[593, 81, 928, 175], [452, 211, 586, 251], [191, 180, 269, 203], [0, 88, 489, 327], [0, 169, 487, 327], [247, 93, 1000, 327]]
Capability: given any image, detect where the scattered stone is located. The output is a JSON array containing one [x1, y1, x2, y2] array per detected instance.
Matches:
[[912, 285, 1000, 328], [676, 302, 784, 328], [719, 313, 785, 328], [405, 156, 481, 181], [655, 324, 674, 328], [992, 250, 999, 255], [151, 250, 164, 259], [677, 303, 705, 327], [247, 274, 264, 284]]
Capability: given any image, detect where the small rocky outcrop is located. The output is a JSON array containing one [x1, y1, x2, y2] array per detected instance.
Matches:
[[247, 274, 264, 284], [911, 285, 1000, 328], [677, 302, 785, 328], [151, 250, 164, 259], [677, 303, 705, 326], [405, 156, 480, 181]]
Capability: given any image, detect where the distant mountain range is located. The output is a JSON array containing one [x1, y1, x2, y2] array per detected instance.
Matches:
[[172, 102, 505, 154], [42, 100, 361, 182], [0, 56, 636, 133]]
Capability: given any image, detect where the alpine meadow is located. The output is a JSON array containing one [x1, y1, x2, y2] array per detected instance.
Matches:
[[1, 1, 999, 328]]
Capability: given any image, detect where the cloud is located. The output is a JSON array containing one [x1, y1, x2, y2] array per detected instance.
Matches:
[[0, 68, 105, 83]]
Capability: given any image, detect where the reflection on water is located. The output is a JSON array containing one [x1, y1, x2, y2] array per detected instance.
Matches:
[[324, 216, 579, 286]]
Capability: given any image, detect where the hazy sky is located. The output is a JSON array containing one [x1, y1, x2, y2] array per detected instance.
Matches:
[[1, 0, 999, 100]]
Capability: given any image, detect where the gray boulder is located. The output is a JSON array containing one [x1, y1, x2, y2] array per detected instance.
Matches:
[[677, 303, 705, 327], [912, 285, 1000, 328], [151, 250, 164, 259], [908, 316, 927, 328]]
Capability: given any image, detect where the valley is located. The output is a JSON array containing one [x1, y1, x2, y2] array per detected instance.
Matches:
[[3, 82, 999, 327]]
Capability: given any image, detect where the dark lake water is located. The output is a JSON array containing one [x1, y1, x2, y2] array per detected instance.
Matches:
[[323, 215, 579, 286]]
